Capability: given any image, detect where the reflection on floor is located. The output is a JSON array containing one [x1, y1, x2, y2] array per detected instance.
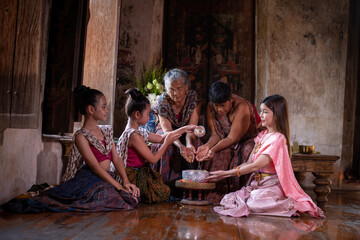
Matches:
[[0, 190, 359, 239]]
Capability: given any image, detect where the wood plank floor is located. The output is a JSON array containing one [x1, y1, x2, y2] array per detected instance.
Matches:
[[0, 190, 359, 239]]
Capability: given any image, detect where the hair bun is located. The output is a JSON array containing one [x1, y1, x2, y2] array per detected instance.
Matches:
[[74, 85, 91, 97], [125, 88, 142, 100]]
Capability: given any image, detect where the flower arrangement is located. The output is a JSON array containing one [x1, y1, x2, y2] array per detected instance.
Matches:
[[129, 59, 166, 133], [134, 60, 166, 104]]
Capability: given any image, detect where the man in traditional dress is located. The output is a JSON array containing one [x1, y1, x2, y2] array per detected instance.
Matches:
[[196, 81, 260, 203]]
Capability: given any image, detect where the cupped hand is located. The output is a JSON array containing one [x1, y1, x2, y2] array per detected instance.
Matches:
[[195, 145, 210, 161], [204, 149, 215, 161], [123, 182, 140, 197], [186, 144, 196, 163], [187, 144, 196, 154], [205, 170, 228, 182], [181, 145, 195, 163]]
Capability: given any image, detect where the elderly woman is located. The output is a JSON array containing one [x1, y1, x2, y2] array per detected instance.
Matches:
[[150, 68, 201, 195]]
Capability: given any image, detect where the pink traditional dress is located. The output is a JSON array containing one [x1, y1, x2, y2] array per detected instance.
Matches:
[[214, 130, 325, 218]]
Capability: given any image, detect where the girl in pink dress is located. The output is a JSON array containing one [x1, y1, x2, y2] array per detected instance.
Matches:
[[206, 95, 325, 218]]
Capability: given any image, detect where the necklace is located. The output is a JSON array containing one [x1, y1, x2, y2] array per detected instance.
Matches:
[[253, 131, 275, 154]]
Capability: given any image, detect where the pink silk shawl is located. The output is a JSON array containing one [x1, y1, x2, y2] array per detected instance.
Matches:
[[253, 130, 324, 218]]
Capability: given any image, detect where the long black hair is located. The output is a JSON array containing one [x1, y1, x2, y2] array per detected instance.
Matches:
[[261, 94, 291, 157], [125, 88, 150, 117], [74, 85, 104, 115]]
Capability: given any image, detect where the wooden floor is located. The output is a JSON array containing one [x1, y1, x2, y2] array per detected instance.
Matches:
[[0, 190, 359, 240]]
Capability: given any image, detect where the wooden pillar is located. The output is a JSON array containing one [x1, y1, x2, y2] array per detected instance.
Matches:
[[83, 0, 121, 126]]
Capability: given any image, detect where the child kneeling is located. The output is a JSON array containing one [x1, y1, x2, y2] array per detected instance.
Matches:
[[117, 88, 195, 203]]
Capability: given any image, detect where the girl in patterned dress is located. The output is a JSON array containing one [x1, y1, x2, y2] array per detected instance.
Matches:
[[2, 85, 140, 213], [117, 88, 196, 203]]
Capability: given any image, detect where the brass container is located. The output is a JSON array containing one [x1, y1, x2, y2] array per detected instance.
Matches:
[[299, 145, 314, 154]]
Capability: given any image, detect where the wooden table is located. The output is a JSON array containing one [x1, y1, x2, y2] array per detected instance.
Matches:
[[291, 153, 340, 208]]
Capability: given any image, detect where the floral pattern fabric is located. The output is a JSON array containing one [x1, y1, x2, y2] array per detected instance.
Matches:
[[152, 90, 199, 128], [126, 164, 170, 203]]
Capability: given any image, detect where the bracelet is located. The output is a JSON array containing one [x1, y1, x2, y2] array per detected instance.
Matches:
[[236, 166, 241, 177]]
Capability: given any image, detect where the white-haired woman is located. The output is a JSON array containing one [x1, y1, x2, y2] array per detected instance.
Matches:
[[150, 68, 201, 196]]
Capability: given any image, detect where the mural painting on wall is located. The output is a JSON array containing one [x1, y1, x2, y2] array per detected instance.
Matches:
[[165, 0, 255, 119]]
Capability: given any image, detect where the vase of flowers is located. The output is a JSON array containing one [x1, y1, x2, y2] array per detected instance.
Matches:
[[132, 60, 166, 132]]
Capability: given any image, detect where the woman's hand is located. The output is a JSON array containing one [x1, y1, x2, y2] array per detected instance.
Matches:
[[123, 182, 140, 197], [184, 124, 197, 133], [206, 170, 231, 182], [186, 144, 196, 163], [180, 145, 195, 163]]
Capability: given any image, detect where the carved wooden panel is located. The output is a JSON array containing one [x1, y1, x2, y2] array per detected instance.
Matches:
[[164, 0, 255, 122]]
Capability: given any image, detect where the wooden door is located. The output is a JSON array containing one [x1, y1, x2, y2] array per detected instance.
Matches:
[[0, 0, 49, 131], [0, 0, 17, 131], [164, 0, 255, 123], [11, 0, 43, 128]]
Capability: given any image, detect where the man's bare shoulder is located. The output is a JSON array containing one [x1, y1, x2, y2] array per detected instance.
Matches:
[[232, 94, 250, 115]]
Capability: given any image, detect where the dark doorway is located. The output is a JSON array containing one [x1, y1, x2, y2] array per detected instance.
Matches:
[[164, 0, 255, 123], [42, 0, 89, 134], [350, 0, 360, 179], [343, 0, 360, 180]]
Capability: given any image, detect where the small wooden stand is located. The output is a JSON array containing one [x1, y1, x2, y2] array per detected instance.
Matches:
[[175, 180, 216, 205]]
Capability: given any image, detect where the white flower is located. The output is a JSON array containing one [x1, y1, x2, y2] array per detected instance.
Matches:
[[146, 82, 153, 90], [147, 93, 157, 105]]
